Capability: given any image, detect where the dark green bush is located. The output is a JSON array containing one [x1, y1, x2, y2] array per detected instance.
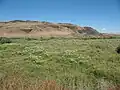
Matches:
[[0, 37, 12, 44], [50, 36, 55, 39], [116, 45, 120, 54], [24, 37, 37, 41]]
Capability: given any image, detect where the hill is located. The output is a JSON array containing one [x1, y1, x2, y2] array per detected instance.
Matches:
[[0, 20, 100, 37]]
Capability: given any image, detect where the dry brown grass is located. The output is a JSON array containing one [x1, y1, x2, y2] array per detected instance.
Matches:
[[0, 72, 70, 90], [0, 73, 119, 90], [107, 85, 120, 90]]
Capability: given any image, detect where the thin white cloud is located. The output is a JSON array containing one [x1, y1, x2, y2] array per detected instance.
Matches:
[[101, 28, 106, 31]]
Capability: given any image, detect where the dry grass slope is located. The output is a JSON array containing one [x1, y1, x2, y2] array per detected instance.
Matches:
[[0, 20, 100, 37]]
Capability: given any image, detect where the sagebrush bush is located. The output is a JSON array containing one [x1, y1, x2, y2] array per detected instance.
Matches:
[[0, 37, 12, 44], [116, 45, 120, 54]]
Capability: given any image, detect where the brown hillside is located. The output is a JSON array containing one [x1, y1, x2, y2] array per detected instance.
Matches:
[[0, 20, 100, 37]]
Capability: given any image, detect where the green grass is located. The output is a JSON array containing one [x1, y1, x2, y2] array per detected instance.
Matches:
[[0, 37, 120, 90]]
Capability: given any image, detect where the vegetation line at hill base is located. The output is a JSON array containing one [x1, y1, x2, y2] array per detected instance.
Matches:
[[0, 35, 120, 42]]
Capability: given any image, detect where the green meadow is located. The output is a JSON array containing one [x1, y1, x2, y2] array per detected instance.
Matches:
[[0, 37, 120, 90]]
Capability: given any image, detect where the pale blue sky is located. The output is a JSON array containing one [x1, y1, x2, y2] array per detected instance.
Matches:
[[0, 0, 120, 33]]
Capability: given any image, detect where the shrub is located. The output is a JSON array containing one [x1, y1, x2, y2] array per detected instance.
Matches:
[[24, 37, 37, 41], [0, 37, 12, 44], [116, 45, 120, 54], [50, 36, 55, 39]]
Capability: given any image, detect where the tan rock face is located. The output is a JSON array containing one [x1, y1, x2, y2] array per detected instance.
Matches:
[[0, 20, 99, 37]]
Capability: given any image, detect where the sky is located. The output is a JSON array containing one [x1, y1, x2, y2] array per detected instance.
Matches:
[[0, 0, 120, 33]]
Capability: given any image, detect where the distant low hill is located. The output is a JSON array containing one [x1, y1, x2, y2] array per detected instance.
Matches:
[[0, 20, 100, 37]]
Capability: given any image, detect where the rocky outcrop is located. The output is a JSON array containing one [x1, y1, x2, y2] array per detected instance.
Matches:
[[77, 27, 99, 35]]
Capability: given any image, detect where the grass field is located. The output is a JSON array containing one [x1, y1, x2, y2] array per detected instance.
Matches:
[[0, 37, 120, 90]]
